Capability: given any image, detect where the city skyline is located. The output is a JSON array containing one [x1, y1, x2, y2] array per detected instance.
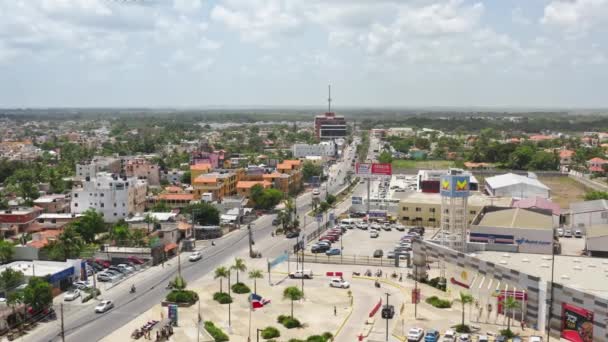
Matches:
[[1, 0, 608, 108]]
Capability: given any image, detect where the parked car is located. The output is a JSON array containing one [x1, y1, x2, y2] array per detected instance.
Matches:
[[395, 225, 406, 231], [286, 230, 300, 239], [64, 289, 81, 301], [457, 334, 471, 342], [407, 327, 424, 341], [128, 256, 144, 265], [272, 217, 280, 226], [95, 300, 114, 313], [73, 281, 91, 290], [441, 330, 456, 342], [108, 266, 127, 275], [557, 228, 564, 237], [373, 249, 383, 258], [370, 230, 379, 238], [312, 189, 320, 196], [311, 244, 330, 253], [382, 225, 392, 231], [528, 336, 542, 342], [94, 259, 111, 268], [189, 251, 203, 262], [117, 264, 135, 273], [574, 229, 583, 238], [325, 248, 341, 256], [387, 251, 396, 259], [424, 329, 440, 342], [477, 336, 489, 342], [381, 305, 395, 319], [494, 336, 506, 342], [289, 269, 313, 279], [329, 278, 350, 288], [96, 273, 112, 282], [564, 229, 573, 238]]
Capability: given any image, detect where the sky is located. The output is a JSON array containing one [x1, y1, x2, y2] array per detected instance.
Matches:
[[1, 0, 608, 108]]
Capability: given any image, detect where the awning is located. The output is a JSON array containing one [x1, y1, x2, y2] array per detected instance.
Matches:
[[164, 243, 178, 252]]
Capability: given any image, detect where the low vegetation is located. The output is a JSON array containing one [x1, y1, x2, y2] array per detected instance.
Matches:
[[277, 314, 302, 329], [213, 292, 233, 304], [261, 326, 280, 339], [425, 296, 451, 308], [231, 282, 251, 294], [421, 277, 446, 291], [288, 332, 333, 342], [166, 290, 199, 304], [81, 288, 101, 303], [204, 321, 229, 342]]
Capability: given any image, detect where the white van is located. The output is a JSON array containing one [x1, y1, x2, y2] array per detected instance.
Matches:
[[340, 219, 357, 226]]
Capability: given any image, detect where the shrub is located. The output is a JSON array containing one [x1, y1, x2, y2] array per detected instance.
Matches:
[[322, 332, 333, 340], [454, 324, 471, 333], [288, 340, 305, 342], [204, 321, 229, 342], [278, 315, 301, 329], [306, 336, 326, 342], [425, 296, 451, 308], [213, 292, 233, 304], [166, 290, 199, 304], [231, 282, 251, 294], [261, 326, 280, 339], [499, 329, 516, 338], [425, 277, 447, 291], [81, 288, 101, 303]]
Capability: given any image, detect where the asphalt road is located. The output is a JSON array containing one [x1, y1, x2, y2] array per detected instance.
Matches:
[[33, 141, 362, 342]]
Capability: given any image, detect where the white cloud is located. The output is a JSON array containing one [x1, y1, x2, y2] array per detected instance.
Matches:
[[512, 7, 531, 26], [173, 0, 203, 14], [395, 0, 484, 36], [542, 0, 608, 32]]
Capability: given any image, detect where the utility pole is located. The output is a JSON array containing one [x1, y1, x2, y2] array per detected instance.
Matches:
[[60, 303, 65, 342], [228, 269, 232, 329], [385, 293, 391, 342], [177, 242, 182, 279], [414, 264, 418, 319], [248, 224, 253, 258], [197, 299, 202, 342], [301, 234, 305, 297]]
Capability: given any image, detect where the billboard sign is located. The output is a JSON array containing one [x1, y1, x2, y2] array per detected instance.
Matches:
[[562, 303, 594, 342], [351, 196, 363, 205], [268, 252, 289, 269], [440, 175, 470, 198], [371, 163, 392, 176], [356, 163, 371, 176]]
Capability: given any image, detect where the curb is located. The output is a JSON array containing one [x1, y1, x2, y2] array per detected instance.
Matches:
[[334, 294, 355, 339]]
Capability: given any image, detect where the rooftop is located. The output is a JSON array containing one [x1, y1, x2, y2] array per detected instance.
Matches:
[[570, 199, 608, 213], [399, 192, 511, 207], [190, 163, 212, 171], [236, 181, 271, 189], [157, 193, 195, 201], [511, 196, 561, 215], [485, 173, 550, 190], [585, 224, 608, 239], [0, 260, 74, 277], [477, 208, 554, 229], [125, 212, 178, 222]]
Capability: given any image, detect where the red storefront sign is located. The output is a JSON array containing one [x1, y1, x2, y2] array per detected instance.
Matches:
[[562, 303, 594, 342], [371, 163, 392, 176]]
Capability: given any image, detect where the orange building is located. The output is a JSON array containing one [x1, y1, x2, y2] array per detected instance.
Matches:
[[153, 193, 195, 208], [190, 163, 212, 183], [236, 181, 272, 198], [192, 169, 244, 201]]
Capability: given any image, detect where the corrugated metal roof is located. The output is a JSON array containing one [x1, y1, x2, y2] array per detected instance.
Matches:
[[478, 208, 553, 229], [485, 173, 550, 191], [570, 199, 608, 213]]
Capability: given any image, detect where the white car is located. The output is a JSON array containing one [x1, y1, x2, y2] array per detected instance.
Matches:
[[329, 278, 350, 289], [574, 229, 583, 238], [64, 289, 81, 301], [442, 330, 456, 342], [189, 251, 203, 262], [529, 336, 543, 342], [407, 327, 424, 341], [95, 300, 114, 313], [564, 229, 573, 238], [312, 189, 320, 196], [556, 228, 564, 237], [73, 281, 91, 289], [370, 231, 379, 238], [457, 334, 471, 342], [117, 264, 134, 273]]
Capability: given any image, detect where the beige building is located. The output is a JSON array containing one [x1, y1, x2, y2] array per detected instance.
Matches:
[[398, 192, 511, 228], [125, 158, 161, 186]]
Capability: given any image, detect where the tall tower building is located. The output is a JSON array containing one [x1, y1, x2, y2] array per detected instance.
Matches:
[[440, 170, 471, 252]]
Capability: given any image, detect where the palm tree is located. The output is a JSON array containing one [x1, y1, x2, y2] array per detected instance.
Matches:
[[231, 258, 247, 283], [248, 269, 263, 294], [277, 210, 290, 232], [283, 286, 303, 318], [454, 292, 474, 328], [503, 296, 520, 332], [214, 267, 229, 293], [143, 213, 158, 233]]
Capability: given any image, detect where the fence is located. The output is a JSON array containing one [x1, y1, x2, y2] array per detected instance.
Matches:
[[288, 253, 410, 268]]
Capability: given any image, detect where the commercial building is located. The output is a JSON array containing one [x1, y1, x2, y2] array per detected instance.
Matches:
[[386, 127, 415, 138], [125, 158, 161, 186], [314, 112, 346, 140], [398, 192, 511, 227], [70, 172, 148, 223], [0, 259, 85, 290], [236, 181, 271, 199], [417, 169, 479, 193], [292, 141, 336, 158], [570, 200, 608, 232], [585, 224, 608, 257], [33, 194, 70, 213], [75, 157, 120, 180], [150, 193, 195, 209], [469, 207, 555, 254], [511, 196, 562, 227], [192, 169, 243, 202], [485, 173, 550, 199]]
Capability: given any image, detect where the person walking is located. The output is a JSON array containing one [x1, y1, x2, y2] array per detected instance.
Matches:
[[334, 306, 337, 316]]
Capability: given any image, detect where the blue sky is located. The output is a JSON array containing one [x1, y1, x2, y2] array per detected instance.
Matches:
[[1, 0, 608, 108]]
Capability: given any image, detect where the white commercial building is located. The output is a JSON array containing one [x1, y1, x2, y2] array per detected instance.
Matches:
[[569, 199, 608, 231], [387, 127, 415, 137], [292, 142, 336, 158], [485, 173, 550, 199], [71, 172, 147, 222], [75, 157, 120, 180]]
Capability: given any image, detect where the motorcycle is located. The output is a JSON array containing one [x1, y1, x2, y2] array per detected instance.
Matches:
[[130, 285, 136, 294], [375, 269, 383, 277], [352, 271, 361, 276], [374, 280, 381, 288], [364, 269, 372, 277]]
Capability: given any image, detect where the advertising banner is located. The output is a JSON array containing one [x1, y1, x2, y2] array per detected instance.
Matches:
[[562, 303, 594, 342], [356, 163, 371, 176], [440, 175, 470, 198], [371, 163, 392, 176], [351, 196, 363, 205]]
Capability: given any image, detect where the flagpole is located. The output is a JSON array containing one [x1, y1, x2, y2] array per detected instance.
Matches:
[[248, 295, 252, 342]]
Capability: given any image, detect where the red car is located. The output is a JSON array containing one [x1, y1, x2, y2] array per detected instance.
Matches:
[[320, 235, 337, 242], [94, 259, 111, 268], [128, 256, 144, 265]]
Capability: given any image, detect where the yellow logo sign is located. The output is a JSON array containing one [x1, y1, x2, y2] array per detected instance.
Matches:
[[456, 179, 468, 191], [461, 271, 468, 281], [442, 180, 450, 190]]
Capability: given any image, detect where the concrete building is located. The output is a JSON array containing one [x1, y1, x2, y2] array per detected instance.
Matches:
[[0, 207, 42, 238], [150, 193, 195, 209], [511, 196, 562, 227], [570, 200, 608, 231], [314, 112, 346, 140], [386, 127, 415, 137], [35, 213, 81, 230], [485, 173, 550, 199], [125, 158, 161, 186], [585, 224, 608, 257], [470, 207, 555, 254], [75, 157, 120, 179], [417, 169, 479, 193], [192, 169, 243, 202], [236, 181, 271, 199], [292, 141, 336, 158], [190, 163, 212, 184], [0, 259, 85, 290], [398, 192, 511, 228], [33, 194, 70, 213], [70, 172, 148, 222]]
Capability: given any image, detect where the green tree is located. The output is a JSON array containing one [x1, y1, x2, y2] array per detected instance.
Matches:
[[0, 268, 24, 292], [252, 187, 284, 210], [231, 258, 247, 283], [454, 292, 474, 328], [585, 191, 608, 200], [378, 151, 393, 164], [6, 169, 39, 204], [46, 226, 84, 261], [283, 286, 303, 318], [151, 201, 171, 212], [325, 194, 337, 206], [181, 171, 191, 184], [214, 266, 229, 293], [72, 209, 105, 244], [7, 291, 24, 333], [23, 277, 53, 313], [503, 296, 520, 333], [528, 151, 559, 171], [302, 161, 323, 182], [109, 223, 131, 246], [143, 213, 158, 233], [0, 240, 15, 264], [185, 202, 220, 225], [508, 145, 535, 170], [248, 269, 263, 294]]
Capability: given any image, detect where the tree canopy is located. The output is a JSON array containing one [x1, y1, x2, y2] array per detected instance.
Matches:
[[185, 202, 220, 225]]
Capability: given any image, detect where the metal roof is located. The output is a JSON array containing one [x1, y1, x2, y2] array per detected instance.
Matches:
[[570, 199, 608, 213], [477, 208, 553, 229], [485, 173, 550, 191]]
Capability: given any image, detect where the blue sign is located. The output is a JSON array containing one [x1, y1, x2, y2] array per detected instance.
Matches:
[[351, 196, 363, 205], [329, 212, 335, 221], [168, 304, 178, 323], [515, 238, 551, 245], [440, 175, 470, 198], [316, 214, 323, 223], [268, 252, 289, 269]]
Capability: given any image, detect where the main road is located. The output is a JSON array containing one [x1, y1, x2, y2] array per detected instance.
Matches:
[[32, 140, 363, 342]]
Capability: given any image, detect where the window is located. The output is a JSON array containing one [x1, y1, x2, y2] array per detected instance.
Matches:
[[100, 193, 104, 197], [602, 212, 608, 219], [429, 208, 436, 213], [114, 213, 117, 216], [74, 203, 78, 207], [415, 207, 421, 212], [100, 203, 104, 208], [402, 207, 409, 211], [51, 219, 56, 224], [470, 211, 476, 215], [403, 217, 409, 221], [114, 203, 117, 207], [74, 194, 78, 198], [429, 218, 435, 222]]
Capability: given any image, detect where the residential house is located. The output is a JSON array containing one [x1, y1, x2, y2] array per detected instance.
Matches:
[[125, 158, 161, 186], [0, 207, 43, 238], [33, 194, 70, 213], [587, 157, 608, 173], [236, 181, 272, 199]]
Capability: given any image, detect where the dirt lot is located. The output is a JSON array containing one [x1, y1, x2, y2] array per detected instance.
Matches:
[[539, 176, 590, 208]]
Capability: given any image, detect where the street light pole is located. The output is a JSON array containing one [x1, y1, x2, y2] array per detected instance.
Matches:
[[256, 328, 262, 342], [228, 269, 232, 329], [385, 292, 391, 342]]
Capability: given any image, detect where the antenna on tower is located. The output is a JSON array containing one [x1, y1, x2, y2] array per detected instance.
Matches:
[[327, 84, 332, 113]]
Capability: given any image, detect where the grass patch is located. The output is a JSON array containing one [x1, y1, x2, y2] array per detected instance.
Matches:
[[392, 159, 454, 169], [231, 282, 251, 294], [277, 315, 302, 329], [425, 296, 451, 308], [499, 329, 517, 339], [288, 332, 333, 342], [539, 176, 589, 208], [261, 326, 280, 340], [81, 288, 101, 303], [204, 321, 229, 342], [213, 292, 233, 304], [166, 290, 199, 304]]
